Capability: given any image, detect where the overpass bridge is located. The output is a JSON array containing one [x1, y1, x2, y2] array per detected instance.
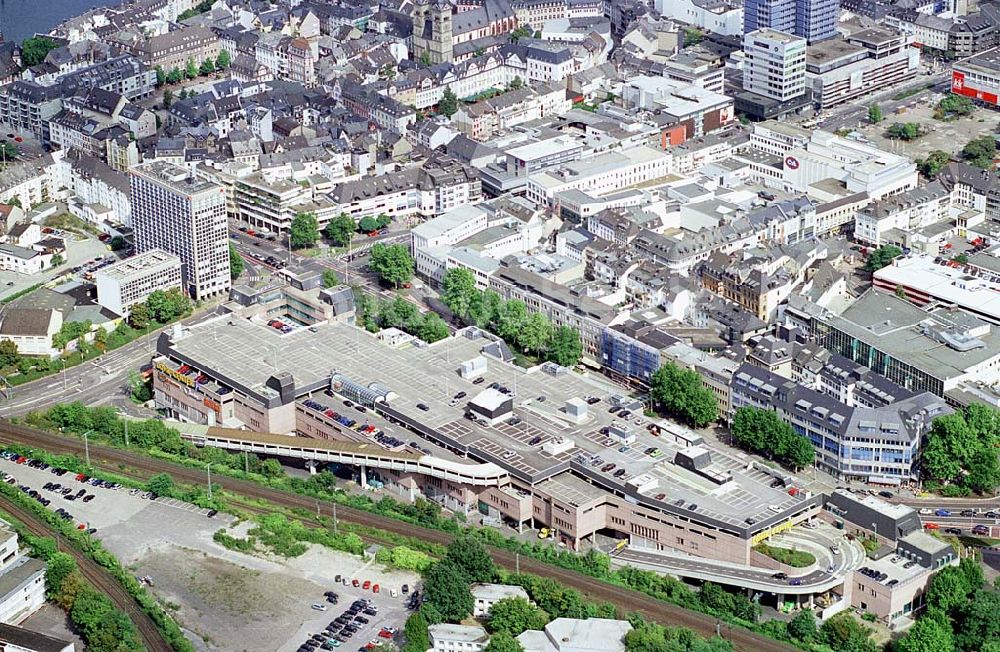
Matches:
[[181, 426, 509, 488]]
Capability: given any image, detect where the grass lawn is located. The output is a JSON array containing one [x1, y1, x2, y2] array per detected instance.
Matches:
[[44, 213, 102, 237], [754, 543, 815, 568], [861, 538, 879, 555]]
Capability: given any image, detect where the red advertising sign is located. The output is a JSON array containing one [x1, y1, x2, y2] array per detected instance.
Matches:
[[952, 70, 999, 105]]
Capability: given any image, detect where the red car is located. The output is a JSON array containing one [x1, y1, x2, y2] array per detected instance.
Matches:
[[378, 630, 392, 639], [924, 522, 939, 530], [352, 579, 360, 587], [362, 580, 371, 590], [372, 583, 380, 593]]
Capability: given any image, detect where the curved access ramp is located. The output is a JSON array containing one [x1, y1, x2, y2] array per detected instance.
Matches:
[[184, 426, 509, 487]]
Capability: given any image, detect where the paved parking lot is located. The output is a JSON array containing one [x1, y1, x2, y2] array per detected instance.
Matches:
[[0, 454, 416, 652]]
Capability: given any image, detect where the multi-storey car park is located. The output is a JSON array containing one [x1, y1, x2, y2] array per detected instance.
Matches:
[[153, 314, 822, 564]]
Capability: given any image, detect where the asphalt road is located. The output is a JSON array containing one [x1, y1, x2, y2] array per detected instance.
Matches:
[[819, 71, 951, 132]]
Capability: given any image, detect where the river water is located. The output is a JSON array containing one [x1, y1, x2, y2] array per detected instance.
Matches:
[[1, 0, 119, 43]]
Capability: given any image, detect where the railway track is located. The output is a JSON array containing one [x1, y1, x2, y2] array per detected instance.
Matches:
[[0, 421, 796, 652], [0, 495, 173, 652]]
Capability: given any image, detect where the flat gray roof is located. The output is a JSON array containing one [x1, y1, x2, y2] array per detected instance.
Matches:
[[824, 291, 1000, 380], [165, 319, 813, 532]]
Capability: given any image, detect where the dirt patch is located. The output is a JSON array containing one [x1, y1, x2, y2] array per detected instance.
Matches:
[[138, 546, 321, 652]]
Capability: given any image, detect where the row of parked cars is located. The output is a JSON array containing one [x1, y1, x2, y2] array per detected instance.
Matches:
[[298, 599, 383, 652]]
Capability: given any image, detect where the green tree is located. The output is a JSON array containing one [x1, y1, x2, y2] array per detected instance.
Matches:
[[518, 312, 553, 356], [128, 302, 151, 329], [935, 95, 975, 120], [390, 546, 433, 571], [864, 244, 903, 272], [44, 552, 77, 596], [146, 472, 174, 497], [20, 37, 58, 67], [820, 612, 877, 652], [730, 406, 814, 470], [788, 609, 817, 643], [445, 534, 496, 583], [109, 235, 127, 251], [322, 269, 339, 288], [439, 87, 459, 117], [868, 104, 883, 124], [510, 26, 533, 43], [166, 67, 183, 84], [53, 569, 85, 609], [93, 325, 108, 351], [923, 412, 981, 485], [185, 57, 199, 79], [495, 300, 528, 343], [199, 57, 215, 75], [216, 49, 231, 70], [488, 597, 549, 636], [0, 142, 18, 162], [419, 313, 450, 343], [483, 632, 523, 652], [50, 253, 64, 268], [359, 215, 380, 232], [955, 589, 1000, 651], [290, 211, 319, 249], [229, 243, 244, 280], [683, 27, 704, 47], [146, 290, 171, 323], [423, 560, 474, 621], [128, 369, 152, 402], [895, 611, 954, 652], [650, 362, 719, 428], [546, 326, 582, 367], [420, 52, 431, 66], [509, 76, 524, 91], [468, 290, 501, 329], [965, 445, 1000, 493], [917, 150, 951, 178], [324, 213, 356, 246], [155, 66, 166, 86], [963, 135, 997, 169], [886, 122, 921, 141], [442, 268, 478, 320], [369, 243, 414, 288], [0, 340, 19, 368], [402, 611, 430, 652], [259, 458, 283, 478]]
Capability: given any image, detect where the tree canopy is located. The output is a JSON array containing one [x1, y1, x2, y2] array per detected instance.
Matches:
[[886, 122, 922, 141], [864, 245, 902, 272], [730, 406, 814, 470], [650, 362, 718, 428], [439, 87, 459, 117], [488, 598, 549, 636], [229, 243, 243, 280], [444, 534, 496, 583], [290, 211, 319, 249], [483, 632, 524, 652], [20, 37, 58, 67], [369, 243, 414, 288], [322, 269, 339, 288], [922, 404, 1000, 493], [325, 213, 356, 246], [423, 560, 474, 622], [962, 135, 997, 169]]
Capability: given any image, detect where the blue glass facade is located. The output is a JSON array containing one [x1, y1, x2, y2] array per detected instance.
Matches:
[[744, 0, 839, 42]]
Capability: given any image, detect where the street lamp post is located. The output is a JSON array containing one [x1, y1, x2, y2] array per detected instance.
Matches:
[[872, 522, 878, 543], [206, 463, 213, 500], [83, 430, 91, 468]]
